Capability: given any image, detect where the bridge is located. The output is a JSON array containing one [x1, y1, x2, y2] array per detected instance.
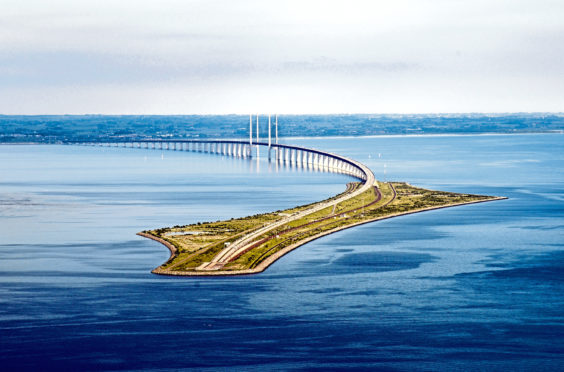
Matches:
[[66, 116, 377, 272], [68, 139, 372, 182]]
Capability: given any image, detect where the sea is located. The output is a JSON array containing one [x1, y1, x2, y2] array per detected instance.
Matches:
[[1, 134, 563, 371]]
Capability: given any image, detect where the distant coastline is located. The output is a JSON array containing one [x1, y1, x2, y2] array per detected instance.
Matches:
[[1, 131, 564, 146], [1, 113, 563, 144]]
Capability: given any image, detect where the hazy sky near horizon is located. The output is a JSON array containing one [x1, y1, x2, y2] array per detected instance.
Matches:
[[1, 0, 563, 114]]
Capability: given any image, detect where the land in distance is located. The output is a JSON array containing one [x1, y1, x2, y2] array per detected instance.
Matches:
[[1, 113, 563, 143]]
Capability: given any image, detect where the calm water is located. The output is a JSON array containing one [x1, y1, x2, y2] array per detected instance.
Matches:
[[1, 134, 563, 371]]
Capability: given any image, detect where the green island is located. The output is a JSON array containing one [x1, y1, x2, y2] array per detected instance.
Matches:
[[139, 181, 506, 276]]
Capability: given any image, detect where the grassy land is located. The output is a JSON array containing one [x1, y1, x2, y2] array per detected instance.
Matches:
[[141, 182, 503, 275]]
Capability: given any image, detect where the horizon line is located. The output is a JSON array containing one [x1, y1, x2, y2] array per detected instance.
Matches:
[[0, 111, 563, 117]]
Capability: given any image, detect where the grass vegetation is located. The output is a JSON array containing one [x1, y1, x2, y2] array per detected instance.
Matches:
[[143, 182, 501, 274]]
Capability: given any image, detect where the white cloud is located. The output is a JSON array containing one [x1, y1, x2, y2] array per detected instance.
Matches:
[[0, 0, 563, 113]]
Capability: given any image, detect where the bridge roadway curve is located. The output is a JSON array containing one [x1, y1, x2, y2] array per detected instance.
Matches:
[[68, 139, 376, 271], [70, 139, 372, 182]]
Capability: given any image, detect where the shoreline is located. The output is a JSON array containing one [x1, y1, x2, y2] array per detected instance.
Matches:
[[141, 195, 507, 277], [137, 232, 178, 270], [1, 130, 562, 146]]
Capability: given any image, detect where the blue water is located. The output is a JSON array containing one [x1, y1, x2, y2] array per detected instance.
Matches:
[[1, 134, 563, 371]]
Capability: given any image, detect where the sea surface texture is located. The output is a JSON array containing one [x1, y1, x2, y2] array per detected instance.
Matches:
[[1, 134, 563, 370]]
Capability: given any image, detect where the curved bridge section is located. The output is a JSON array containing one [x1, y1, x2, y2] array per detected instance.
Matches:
[[70, 139, 374, 183]]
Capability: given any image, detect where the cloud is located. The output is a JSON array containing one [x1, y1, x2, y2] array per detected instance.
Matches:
[[0, 0, 563, 113]]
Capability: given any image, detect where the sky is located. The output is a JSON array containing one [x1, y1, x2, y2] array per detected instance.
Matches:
[[0, 0, 563, 114]]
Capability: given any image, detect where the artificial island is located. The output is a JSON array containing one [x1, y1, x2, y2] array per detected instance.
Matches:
[[71, 115, 506, 276]]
